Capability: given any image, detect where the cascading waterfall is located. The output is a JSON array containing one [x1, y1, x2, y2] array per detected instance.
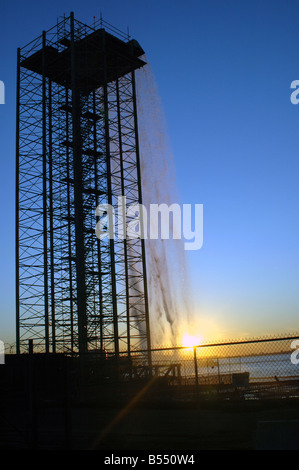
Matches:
[[136, 59, 194, 347]]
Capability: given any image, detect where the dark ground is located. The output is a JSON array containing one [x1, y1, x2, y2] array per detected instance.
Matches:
[[2, 354, 299, 450], [2, 395, 299, 450]]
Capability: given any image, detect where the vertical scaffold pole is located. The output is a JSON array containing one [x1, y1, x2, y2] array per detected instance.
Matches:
[[102, 29, 119, 358], [42, 31, 50, 353], [15, 47, 20, 354], [70, 12, 88, 355]]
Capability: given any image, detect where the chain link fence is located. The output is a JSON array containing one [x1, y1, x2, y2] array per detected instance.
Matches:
[[115, 334, 299, 400], [2, 334, 299, 450], [4, 334, 299, 401]]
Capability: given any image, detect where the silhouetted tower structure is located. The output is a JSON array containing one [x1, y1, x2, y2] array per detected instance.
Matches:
[[16, 13, 151, 360]]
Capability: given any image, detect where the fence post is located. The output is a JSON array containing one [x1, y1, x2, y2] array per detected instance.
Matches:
[[193, 346, 199, 407]]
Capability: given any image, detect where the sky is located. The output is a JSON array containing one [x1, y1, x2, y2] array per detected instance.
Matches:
[[0, 0, 299, 346]]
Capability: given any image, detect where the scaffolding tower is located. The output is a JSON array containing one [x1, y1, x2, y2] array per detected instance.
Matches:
[[15, 13, 151, 360]]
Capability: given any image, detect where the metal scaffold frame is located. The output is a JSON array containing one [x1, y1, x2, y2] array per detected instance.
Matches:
[[16, 12, 151, 362]]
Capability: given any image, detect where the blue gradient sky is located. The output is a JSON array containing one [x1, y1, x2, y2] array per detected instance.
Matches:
[[0, 0, 299, 345]]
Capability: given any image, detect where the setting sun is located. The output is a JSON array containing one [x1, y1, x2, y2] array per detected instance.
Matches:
[[182, 333, 203, 349]]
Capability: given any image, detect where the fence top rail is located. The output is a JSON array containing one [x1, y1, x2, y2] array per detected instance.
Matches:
[[116, 334, 299, 355]]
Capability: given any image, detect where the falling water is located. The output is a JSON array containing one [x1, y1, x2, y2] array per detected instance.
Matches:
[[136, 59, 194, 347]]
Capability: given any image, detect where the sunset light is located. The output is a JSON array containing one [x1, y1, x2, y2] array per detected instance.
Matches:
[[182, 333, 203, 349]]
